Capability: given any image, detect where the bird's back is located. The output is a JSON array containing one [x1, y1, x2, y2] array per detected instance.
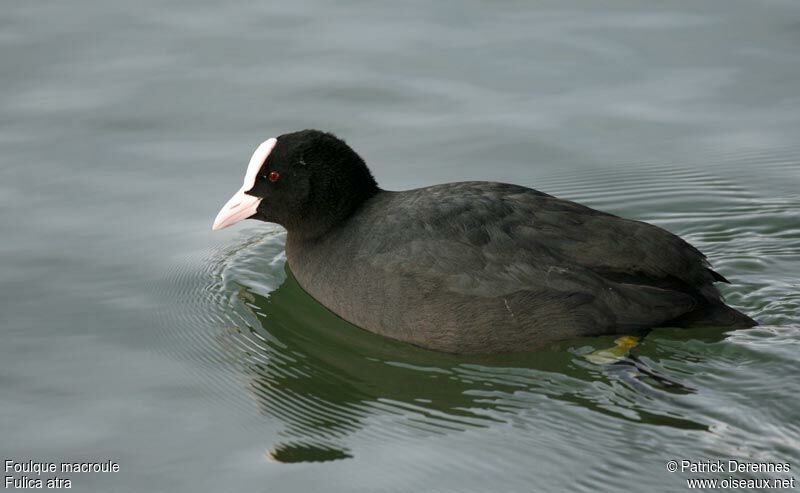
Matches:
[[286, 181, 754, 354]]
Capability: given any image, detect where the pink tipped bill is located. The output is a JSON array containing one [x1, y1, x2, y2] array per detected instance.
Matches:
[[212, 138, 277, 231]]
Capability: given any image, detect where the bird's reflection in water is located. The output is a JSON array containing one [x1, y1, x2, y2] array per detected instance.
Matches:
[[222, 267, 712, 463]]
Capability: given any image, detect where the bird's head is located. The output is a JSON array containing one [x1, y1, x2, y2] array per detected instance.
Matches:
[[212, 129, 379, 239]]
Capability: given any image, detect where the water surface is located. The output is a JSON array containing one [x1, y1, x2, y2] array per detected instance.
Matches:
[[2, 0, 799, 491]]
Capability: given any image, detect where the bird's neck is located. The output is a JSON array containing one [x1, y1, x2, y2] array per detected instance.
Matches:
[[286, 186, 381, 242]]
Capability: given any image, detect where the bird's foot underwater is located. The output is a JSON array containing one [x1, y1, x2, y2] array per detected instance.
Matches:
[[584, 336, 641, 365], [584, 336, 694, 393]]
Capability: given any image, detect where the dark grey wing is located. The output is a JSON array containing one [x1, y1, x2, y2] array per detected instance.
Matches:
[[357, 182, 701, 333], [514, 192, 724, 301]]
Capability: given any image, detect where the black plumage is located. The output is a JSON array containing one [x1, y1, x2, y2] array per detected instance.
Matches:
[[220, 129, 756, 354]]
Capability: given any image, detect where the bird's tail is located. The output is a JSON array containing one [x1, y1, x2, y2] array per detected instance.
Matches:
[[665, 301, 757, 329]]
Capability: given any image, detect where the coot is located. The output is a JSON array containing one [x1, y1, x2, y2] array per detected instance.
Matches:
[[213, 130, 755, 354]]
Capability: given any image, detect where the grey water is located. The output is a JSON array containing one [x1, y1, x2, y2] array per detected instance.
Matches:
[[2, 0, 799, 491]]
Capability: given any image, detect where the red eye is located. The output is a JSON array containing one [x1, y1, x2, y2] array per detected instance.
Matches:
[[268, 170, 280, 183]]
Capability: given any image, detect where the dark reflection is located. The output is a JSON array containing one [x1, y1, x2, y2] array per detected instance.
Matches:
[[268, 442, 352, 464], [224, 265, 708, 462]]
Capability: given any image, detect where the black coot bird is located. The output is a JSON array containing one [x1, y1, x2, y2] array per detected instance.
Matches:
[[213, 130, 756, 354]]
